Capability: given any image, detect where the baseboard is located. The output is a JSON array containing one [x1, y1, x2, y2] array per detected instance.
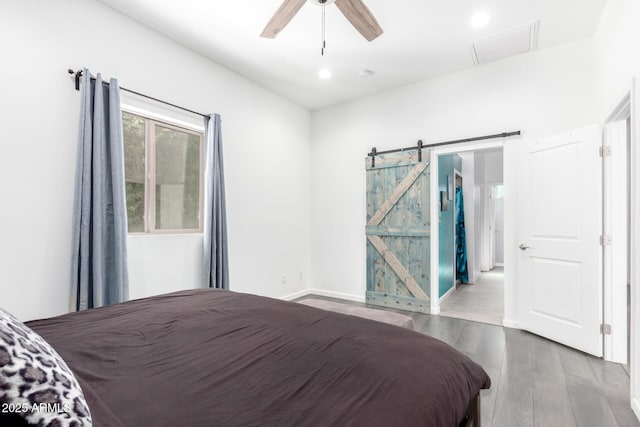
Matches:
[[502, 318, 520, 329], [430, 305, 441, 315], [439, 284, 456, 303], [632, 396, 640, 422], [281, 289, 365, 303], [308, 289, 366, 303], [280, 289, 312, 301]]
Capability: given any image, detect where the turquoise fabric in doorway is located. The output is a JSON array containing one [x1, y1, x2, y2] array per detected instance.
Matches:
[[438, 154, 462, 297], [455, 186, 469, 283]]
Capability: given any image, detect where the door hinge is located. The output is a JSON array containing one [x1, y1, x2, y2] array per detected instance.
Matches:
[[600, 235, 612, 246], [600, 324, 612, 335], [599, 146, 612, 157]]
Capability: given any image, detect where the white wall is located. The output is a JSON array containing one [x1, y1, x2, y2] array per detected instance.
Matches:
[[0, 0, 311, 321], [310, 39, 597, 324], [595, 0, 640, 119], [484, 150, 504, 185]]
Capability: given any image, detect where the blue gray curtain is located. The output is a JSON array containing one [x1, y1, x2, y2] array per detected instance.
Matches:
[[202, 114, 229, 289], [71, 69, 129, 311], [455, 186, 469, 283]]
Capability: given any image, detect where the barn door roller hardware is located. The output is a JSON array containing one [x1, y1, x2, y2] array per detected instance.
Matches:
[[368, 131, 521, 168]]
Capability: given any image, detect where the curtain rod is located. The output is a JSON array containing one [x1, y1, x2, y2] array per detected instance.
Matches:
[[367, 131, 521, 168], [67, 69, 208, 118]]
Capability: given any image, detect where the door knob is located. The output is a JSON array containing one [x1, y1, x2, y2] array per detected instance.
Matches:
[[519, 244, 530, 251]]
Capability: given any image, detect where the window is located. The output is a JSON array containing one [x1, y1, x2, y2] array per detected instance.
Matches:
[[122, 111, 204, 233]]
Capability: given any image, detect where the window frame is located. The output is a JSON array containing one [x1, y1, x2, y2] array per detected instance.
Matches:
[[122, 108, 205, 235]]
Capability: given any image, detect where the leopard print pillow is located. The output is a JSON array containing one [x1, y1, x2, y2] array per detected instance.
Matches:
[[0, 308, 92, 427]]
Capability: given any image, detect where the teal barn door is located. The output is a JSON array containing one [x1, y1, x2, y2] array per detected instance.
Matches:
[[365, 151, 430, 313]]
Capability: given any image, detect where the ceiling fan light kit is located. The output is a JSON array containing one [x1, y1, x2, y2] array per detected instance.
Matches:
[[261, 0, 383, 51]]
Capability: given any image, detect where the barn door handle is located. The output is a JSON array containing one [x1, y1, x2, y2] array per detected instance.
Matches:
[[519, 244, 530, 251]]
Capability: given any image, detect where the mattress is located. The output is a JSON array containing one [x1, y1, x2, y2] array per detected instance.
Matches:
[[27, 289, 490, 426]]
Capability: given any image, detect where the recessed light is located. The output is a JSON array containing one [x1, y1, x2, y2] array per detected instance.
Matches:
[[358, 69, 375, 78], [471, 11, 491, 28], [318, 68, 332, 79]]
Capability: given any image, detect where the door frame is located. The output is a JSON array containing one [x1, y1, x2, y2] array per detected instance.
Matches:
[[604, 93, 631, 364], [429, 140, 511, 318], [629, 78, 640, 420]]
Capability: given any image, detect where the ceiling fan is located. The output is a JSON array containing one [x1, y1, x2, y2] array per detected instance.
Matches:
[[261, 0, 383, 42]]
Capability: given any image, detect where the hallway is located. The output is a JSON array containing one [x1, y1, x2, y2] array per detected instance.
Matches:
[[439, 267, 504, 326]]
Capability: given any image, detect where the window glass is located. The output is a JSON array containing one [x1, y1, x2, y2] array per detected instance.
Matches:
[[122, 111, 203, 233], [155, 125, 201, 230], [123, 112, 146, 233]]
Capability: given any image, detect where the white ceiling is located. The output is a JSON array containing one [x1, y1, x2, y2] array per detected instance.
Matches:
[[97, 0, 607, 110]]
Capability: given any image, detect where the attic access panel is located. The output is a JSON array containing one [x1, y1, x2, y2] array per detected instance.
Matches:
[[472, 21, 539, 65]]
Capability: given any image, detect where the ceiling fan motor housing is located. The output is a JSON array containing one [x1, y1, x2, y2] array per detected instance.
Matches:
[[310, 0, 337, 5]]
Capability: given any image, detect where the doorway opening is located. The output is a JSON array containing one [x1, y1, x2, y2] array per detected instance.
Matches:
[[436, 148, 505, 326]]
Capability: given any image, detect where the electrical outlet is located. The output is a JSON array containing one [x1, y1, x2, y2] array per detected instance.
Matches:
[[299, 272, 303, 281], [281, 274, 287, 284]]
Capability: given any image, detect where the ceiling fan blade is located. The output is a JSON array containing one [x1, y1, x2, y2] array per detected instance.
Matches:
[[260, 0, 307, 39], [335, 0, 383, 42]]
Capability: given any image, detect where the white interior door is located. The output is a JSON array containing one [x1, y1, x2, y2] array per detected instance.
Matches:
[[518, 125, 603, 357]]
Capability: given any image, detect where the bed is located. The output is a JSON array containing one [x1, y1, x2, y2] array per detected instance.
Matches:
[[4, 289, 490, 426]]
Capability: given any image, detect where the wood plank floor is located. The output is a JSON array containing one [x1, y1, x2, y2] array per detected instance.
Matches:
[[440, 268, 504, 326], [297, 295, 639, 427]]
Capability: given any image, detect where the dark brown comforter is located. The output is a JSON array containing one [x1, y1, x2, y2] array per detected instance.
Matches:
[[27, 289, 490, 427]]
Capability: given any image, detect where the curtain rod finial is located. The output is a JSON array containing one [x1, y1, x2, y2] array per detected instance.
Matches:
[[69, 69, 83, 91]]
